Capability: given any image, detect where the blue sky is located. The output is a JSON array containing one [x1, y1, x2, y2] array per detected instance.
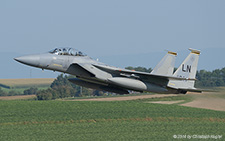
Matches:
[[0, 0, 225, 78]]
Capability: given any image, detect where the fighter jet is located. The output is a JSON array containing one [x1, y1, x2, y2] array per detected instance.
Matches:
[[14, 48, 201, 94]]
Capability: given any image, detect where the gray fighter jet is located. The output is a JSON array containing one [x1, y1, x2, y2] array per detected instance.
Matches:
[[14, 48, 201, 94]]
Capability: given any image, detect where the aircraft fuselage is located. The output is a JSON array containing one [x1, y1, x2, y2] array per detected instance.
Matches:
[[15, 47, 201, 94]]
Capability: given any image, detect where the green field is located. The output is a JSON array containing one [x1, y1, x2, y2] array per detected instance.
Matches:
[[0, 96, 224, 140]]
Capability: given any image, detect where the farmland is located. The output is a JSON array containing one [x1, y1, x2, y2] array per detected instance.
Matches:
[[0, 78, 54, 88], [0, 78, 55, 95], [0, 95, 225, 140]]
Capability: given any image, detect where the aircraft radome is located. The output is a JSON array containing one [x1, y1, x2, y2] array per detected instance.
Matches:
[[14, 48, 202, 94]]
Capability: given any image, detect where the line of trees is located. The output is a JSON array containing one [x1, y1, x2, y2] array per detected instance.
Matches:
[[36, 74, 105, 100], [0, 88, 18, 96], [0, 87, 38, 97], [125, 66, 152, 73], [195, 68, 225, 87]]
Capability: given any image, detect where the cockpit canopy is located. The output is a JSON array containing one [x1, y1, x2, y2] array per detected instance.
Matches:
[[49, 48, 87, 56]]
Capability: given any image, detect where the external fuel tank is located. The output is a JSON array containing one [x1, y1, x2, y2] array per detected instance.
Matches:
[[108, 77, 168, 93]]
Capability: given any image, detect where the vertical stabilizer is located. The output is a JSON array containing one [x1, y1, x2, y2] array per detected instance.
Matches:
[[168, 48, 200, 90], [173, 48, 200, 79], [151, 51, 177, 76]]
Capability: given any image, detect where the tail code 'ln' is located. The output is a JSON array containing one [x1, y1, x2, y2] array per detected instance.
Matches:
[[168, 48, 200, 90]]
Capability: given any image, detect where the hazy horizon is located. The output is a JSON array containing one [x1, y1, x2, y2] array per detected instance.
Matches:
[[1, 0, 225, 78]]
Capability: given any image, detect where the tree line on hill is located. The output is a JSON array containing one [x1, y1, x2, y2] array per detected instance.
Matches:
[[0, 67, 225, 99], [36, 74, 105, 100], [195, 68, 225, 87], [0, 87, 38, 97]]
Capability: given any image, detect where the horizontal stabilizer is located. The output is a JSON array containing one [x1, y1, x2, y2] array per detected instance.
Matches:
[[167, 85, 218, 93], [180, 88, 202, 93]]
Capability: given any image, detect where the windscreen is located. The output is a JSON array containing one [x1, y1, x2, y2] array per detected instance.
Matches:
[[49, 48, 86, 56]]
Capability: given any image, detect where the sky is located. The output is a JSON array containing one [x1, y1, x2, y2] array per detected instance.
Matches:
[[0, 0, 225, 78]]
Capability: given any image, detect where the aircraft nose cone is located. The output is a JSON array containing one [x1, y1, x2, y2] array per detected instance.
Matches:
[[14, 54, 40, 67]]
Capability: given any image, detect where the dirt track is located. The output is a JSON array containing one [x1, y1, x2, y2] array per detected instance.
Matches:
[[181, 92, 225, 112], [73, 94, 178, 101], [73, 92, 225, 112]]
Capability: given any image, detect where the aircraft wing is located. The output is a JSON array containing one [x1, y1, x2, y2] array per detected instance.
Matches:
[[67, 63, 96, 78], [93, 64, 195, 86]]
